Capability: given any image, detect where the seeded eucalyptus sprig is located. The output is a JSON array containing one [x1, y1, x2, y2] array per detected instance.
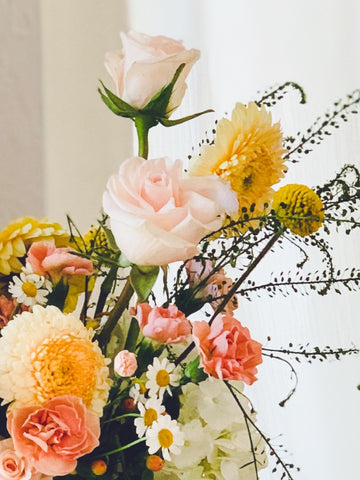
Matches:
[[255, 81, 307, 108]]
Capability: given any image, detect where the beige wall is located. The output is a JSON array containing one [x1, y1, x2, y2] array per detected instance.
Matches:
[[0, 0, 43, 226], [40, 0, 133, 231]]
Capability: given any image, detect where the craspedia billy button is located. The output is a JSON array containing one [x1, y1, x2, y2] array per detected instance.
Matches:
[[272, 184, 324, 236]]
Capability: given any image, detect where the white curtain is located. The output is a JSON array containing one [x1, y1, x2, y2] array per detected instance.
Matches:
[[126, 2, 360, 479]]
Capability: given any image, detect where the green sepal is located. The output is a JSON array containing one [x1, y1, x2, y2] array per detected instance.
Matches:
[[98, 80, 138, 118], [183, 355, 207, 383], [130, 265, 159, 303], [141, 63, 185, 118], [159, 108, 214, 127]]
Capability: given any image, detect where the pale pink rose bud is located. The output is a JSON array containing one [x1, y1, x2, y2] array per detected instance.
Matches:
[[105, 30, 200, 115], [114, 350, 138, 377]]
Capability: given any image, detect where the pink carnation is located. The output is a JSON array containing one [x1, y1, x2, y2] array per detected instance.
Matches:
[[7, 395, 100, 477], [27, 242, 94, 283], [114, 350, 138, 377], [134, 303, 191, 344], [192, 315, 262, 384]]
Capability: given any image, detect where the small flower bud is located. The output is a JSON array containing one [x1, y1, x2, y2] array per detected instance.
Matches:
[[121, 397, 136, 412]]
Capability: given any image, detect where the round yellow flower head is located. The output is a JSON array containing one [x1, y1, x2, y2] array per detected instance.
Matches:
[[0, 217, 69, 275], [188, 102, 287, 232], [272, 184, 324, 236]]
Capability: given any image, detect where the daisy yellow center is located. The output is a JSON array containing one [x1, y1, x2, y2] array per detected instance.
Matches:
[[156, 369, 170, 387], [158, 428, 173, 448], [144, 408, 158, 427], [21, 281, 38, 298], [32, 334, 102, 406]]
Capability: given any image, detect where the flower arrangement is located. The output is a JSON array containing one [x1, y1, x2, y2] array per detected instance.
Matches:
[[0, 30, 360, 480]]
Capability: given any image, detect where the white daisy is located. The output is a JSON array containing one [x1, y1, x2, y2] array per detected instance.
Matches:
[[8, 269, 52, 306], [129, 381, 147, 404], [146, 414, 184, 461], [146, 357, 180, 400], [134, 397, 165, 438]]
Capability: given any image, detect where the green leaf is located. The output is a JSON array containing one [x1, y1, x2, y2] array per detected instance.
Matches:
[[184, 356, 207, 383], [130, 265, 159, 303], [159, 108, 214, 127], [142, 63, 185, 117]]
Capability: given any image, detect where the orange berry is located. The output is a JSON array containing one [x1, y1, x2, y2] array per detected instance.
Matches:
[[91, 459, 107, 476], [121, 397, 136, 412], [146, 455, 164, 472]]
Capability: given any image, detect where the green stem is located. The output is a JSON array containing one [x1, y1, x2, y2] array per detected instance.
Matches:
[[103, 413, 141, 424], [135, 115, 155, 159], [101, 437, 146, 457], [95, 278, 134, 350], [175, 230, 283, 366]]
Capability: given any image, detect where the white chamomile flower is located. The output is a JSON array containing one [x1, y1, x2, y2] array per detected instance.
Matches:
[[134, 397, 165, 438], [146, 357, 180, 400], [146, 414, 184, 461], [129, 381, 147, 404], [8, 270, 52, 307]]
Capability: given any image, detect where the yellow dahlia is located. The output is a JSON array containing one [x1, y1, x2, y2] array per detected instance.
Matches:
[[272, 184, 324, 236], [0, 305, 111, 416], [188, 102, 286, 229], [0, 217, 69, 276]]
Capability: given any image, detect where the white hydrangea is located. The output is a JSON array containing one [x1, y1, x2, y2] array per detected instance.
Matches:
[[155, 377, 267, 480]]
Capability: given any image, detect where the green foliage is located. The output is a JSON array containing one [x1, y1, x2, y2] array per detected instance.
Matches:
[[130, 265, 159, 303]]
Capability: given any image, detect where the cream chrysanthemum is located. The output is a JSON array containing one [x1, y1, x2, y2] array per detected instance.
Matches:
[[0, 305, 111, 416], [188, 102, 286, 231], [272, 184, 324, 236], [0, 217, 69, 275]]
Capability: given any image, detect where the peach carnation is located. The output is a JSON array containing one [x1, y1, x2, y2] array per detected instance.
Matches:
[[192, 315, 262, 384]]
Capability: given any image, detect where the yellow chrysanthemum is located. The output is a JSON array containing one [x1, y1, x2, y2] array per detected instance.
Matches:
[[272, 184, 324, 236], [188, 102, 286, 230], [0, 217, 69, 275], [0, 305, 111, 416]]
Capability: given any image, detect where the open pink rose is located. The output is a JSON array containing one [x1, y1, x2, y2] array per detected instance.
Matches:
[[134, 303, 191, 344], [7, 395, 100, 477], [27, 242, 94, 283], [192, 315, 262, 384], [0, 437, 33, 480], [105, 31, 200, 114], [103, 156, 238, 265], [114, 350, 138, 377]]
